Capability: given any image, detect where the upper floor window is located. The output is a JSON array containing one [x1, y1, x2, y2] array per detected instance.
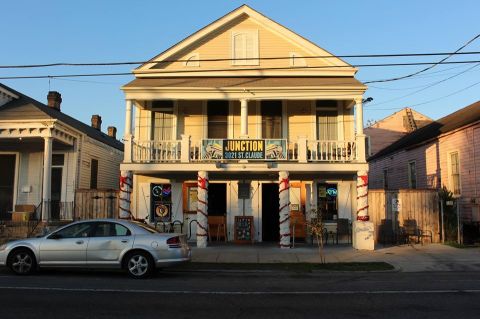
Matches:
[[449, 151, 461, 196], [261, 101, 282, 139], [152, 100, 174, 140], [231, 30, 259, 66], [316, 100, 338, 140], [207, 101, 228, 138], [408, 161, 417, 189]]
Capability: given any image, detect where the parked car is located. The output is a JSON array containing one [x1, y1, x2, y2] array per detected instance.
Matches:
[[0, 219, 191, 278]]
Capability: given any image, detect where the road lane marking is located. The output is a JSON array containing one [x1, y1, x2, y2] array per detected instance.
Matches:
[[0, 286, 480, 295]]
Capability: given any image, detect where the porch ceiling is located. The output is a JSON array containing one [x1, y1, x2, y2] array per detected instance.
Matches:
[[0, 137, 72, 151]]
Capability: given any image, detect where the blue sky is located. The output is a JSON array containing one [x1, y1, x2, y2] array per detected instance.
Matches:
[[2, 0, 479, 137]]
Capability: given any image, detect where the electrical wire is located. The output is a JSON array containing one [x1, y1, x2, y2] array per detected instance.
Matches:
[[364, 33, 480, 84], [2, 60, 480, 80], [1, 51, 480, 69]]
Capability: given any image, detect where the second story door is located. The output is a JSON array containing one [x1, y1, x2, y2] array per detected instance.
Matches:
[[316, 100, 338, 141], [261, 101, 282, 139], [152, 100, 174, 141], [207, 101, 228, 139]]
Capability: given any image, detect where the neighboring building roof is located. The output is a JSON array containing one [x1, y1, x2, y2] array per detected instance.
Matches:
[[123, 76, 366, 89], [365, 107, 433, 156], [369, 100, 480, 161], [0, 83, 124, 151]]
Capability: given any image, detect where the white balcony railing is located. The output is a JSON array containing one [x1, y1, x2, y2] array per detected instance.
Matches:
[[133, 140, 181, 162], [307, 140, 356, 162], [129, 138, 359, 163]]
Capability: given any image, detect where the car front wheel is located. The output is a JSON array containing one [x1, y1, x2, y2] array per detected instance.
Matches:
[[8, 249, 36, 275], [125, 251, 153, 279]]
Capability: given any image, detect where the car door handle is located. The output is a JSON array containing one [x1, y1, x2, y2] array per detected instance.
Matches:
[[121, 240, 129, 243], [76, 240, 84, 245]]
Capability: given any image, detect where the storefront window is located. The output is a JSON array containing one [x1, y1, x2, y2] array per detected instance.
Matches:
[[317, 183, 338, 220]]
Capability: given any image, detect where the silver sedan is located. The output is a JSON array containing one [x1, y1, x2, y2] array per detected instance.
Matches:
[[0, 219, 191, 278]]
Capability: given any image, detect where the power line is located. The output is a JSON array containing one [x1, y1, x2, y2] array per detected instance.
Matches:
[[0, 51, 480, 69], [364, 33, 480, 84], [2, 60, 480, 80], [366, 62, 480, 106]]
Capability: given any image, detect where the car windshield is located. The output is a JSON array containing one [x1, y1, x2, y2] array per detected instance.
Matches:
[[133, 222, 160, 234]]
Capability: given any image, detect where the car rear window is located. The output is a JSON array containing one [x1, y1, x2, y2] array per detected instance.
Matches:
[[134, 222, 160, 234]]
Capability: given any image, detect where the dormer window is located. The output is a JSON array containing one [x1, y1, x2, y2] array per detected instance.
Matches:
[[231, 30, 259, 65], [184, 53, 200, 67]]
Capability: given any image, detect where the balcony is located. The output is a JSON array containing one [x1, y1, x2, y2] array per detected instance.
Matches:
[[130, 138, 359, 163]]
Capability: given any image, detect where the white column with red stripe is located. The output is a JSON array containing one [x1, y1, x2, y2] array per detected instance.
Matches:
[[196, 171, 209, 248], [119, 170, 133, 219], [353, 170, 375, 250], [356, 170, 369, 221], [279, 171, 291, 248]]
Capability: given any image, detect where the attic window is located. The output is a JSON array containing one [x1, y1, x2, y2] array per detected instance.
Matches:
[[290, 52, 307, 67], [231, 30, 259, 66], [184, 53, 200, 67]]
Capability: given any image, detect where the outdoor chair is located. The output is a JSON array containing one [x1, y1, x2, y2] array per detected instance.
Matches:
[[335, 218, 352, 244], [402, 219, 433, 245]]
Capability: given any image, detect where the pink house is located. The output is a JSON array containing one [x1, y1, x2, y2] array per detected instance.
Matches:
[[368, 101, 480, 222]]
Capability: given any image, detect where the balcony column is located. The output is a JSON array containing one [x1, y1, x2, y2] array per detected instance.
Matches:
[[196, 171, 209, 248], [124, 99, 134, 163], [240, 99, 248, 138], [42, 136, 53, 222], [279, 171, 291, 248], [181, 134, 191, 163], [355, 98, 367, 162]]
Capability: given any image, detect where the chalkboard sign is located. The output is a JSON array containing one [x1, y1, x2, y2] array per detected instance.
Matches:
[[234, 216, 254, 244]]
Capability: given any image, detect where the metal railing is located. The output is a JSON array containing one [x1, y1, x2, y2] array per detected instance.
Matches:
[[307, 140, 357, 162], [130, 139, 358, 163], [133, 140, 181, 162]]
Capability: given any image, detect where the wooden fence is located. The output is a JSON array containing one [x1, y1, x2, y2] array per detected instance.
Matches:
[[74, 189, 119, 220], [368, 189, 440, 243]]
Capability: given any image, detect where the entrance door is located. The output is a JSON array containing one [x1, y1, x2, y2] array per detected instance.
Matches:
[[262, 183, 279, 242], [51, 167, 62, 220], [208, 183, 227, 216], [0, 155, 16, 220]]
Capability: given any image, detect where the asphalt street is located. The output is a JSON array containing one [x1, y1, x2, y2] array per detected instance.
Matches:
[[1, 268, 480, 318]]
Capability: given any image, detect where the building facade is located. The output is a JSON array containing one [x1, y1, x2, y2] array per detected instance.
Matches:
[[0, 84, 124, 222], [369, 101, 480, 222], [120, 5, 369, 246]]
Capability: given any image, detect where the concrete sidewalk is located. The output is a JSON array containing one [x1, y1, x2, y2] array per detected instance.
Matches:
[[190, 243, 480, 272]]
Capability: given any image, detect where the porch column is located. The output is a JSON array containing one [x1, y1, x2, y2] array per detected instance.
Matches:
[[196, 171, 209, 248], [124, 99, 133, 163], [279, 171, 291, 248], [240, 99, 248, 137], [42, 136, 53, 222], [352, 170, 374, 250], [355, 98, 367, 162]]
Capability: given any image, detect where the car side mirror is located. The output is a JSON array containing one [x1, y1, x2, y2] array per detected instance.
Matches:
[[48, 233, 62, 240]]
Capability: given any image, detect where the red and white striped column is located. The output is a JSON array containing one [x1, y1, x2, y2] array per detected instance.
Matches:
[[119, 170, 133, 219], [356, 170, 369, 221], [279, 171, 291, 248], [196, 171, 209, 248]]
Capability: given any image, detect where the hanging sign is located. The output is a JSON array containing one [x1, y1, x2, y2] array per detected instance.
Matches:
[[150, 184, 172, 222], [202, 139, 287, 160]]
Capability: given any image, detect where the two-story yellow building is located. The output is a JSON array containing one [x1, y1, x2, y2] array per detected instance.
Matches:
[[120, 5, 370, 248]]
